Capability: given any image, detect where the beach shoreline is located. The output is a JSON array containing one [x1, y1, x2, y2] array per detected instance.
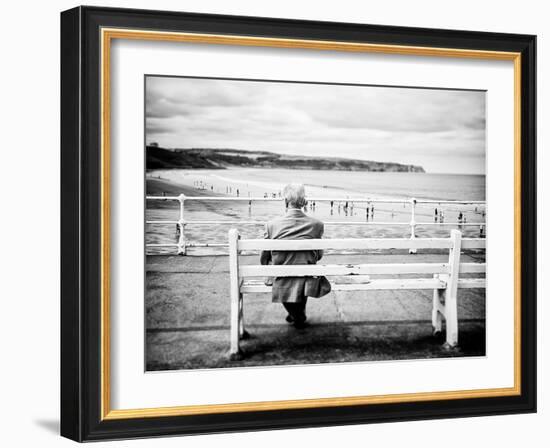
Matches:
[[145, 169, 486, 255], [147, 176, 225, 197], [147, 167, 486, 202]]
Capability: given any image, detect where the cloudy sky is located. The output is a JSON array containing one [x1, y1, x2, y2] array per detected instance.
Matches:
[[146, 76, 486, 174]]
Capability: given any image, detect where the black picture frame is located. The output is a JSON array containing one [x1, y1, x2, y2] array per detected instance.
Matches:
[[61, 5, 536, 442]]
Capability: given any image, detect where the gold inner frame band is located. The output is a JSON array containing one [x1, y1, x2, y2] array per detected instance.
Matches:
[[100, 27, 522, 420]]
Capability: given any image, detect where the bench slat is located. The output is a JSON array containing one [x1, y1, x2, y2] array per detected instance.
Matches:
[[241, 278, 447, 293], [239, 263, 449, 277], [457, 278, 486, 288], [459, 263, 486, 273], [461, 238, 486, 249], [238, 238, 454, 251]]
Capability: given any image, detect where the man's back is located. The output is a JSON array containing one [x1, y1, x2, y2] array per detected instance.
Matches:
[[260, 185, 323, 319], [262, 208, 324, 266]]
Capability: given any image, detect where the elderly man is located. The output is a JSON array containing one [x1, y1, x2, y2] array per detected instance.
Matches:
[[260, 184, 325, 328]]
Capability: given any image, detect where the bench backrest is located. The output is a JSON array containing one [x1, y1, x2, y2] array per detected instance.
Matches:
[[228, 228, 486, 281]]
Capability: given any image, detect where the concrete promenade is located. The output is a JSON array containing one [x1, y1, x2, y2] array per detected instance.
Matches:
[[146, 252, 486, 370]]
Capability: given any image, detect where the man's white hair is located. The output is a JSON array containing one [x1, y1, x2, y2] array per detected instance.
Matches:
[[283, 183, 307, 208]]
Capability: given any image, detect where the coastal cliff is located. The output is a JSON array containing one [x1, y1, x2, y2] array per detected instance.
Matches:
[[146, 146, 425, 173]]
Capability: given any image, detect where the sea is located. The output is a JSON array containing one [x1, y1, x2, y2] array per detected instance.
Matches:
[[146, 168, 486, 255]]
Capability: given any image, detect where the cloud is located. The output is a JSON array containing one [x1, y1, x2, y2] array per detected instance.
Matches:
[[292, 87, 485, 133], [146, 77, 264, 119]]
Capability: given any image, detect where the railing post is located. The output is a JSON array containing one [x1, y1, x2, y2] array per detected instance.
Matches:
[[444, 229, 462, 348], [228, 229, 242, 359], [177, 194, 186, 255], [409, 198, 417, 254]]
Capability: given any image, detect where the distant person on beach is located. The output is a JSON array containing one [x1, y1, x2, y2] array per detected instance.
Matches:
[[260, 183, 326, 328]]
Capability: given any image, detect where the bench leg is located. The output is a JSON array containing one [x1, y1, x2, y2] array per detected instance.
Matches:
[[444, 229, 461, 348], [228, 228, 243, 359], [432, 286, 444, 336], [229, 291, 241, 359], [445, 289, 459, 348], [238, 293, 250, 340]]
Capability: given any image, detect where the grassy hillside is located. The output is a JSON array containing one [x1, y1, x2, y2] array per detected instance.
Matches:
[[146, 146, 425, 173]]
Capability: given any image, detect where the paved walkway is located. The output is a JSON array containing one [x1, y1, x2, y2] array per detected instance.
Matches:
[[146, 253, 485, 370]]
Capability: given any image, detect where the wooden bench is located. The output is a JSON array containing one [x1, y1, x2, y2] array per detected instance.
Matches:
[[228, 228, 486, 358]]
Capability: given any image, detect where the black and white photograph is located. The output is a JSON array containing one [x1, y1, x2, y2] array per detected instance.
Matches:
[[145, 76, 487, 371]]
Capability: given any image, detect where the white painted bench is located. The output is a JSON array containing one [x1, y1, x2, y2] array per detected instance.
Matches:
[[228, 228, 486, 358]]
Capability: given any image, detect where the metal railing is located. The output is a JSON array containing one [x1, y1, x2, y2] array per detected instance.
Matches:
[[146, 194, 486, 255]]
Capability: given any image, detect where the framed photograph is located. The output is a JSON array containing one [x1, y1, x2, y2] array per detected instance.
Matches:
[[60, 6, 536, 441]]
